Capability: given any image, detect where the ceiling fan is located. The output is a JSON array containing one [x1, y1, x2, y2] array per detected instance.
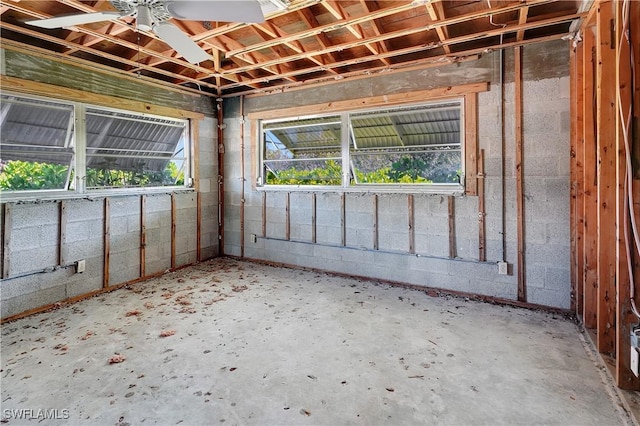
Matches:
[[25, 0, 266, 64]]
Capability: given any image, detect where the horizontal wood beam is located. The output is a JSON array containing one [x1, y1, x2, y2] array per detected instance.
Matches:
[[1, 75, 204, 120], [248, 82, 488, 120]]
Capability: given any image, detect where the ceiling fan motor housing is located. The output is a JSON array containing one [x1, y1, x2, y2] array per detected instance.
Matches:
[[110, 0, 172, 23]]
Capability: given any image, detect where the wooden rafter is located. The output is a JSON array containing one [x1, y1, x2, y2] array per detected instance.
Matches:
[[425, 0, 451, 54], [0, 0, 584, 95]]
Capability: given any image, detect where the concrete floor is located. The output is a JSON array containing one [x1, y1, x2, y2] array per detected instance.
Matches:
[[0, 258, 629, 425]]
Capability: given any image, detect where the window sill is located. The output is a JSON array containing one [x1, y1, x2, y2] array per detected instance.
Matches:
[[0, 187, 195, 204], [256, 184, 465, 196]]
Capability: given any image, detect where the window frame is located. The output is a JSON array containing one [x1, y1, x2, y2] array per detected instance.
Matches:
[[1, 91, 195, 202], [255, 89, 478, 195]]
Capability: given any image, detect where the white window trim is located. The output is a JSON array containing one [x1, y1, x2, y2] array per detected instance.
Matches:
[[0, 92, 194, 202], [256, 98, 466, 195]]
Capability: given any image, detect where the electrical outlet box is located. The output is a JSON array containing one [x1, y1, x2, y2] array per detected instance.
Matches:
[[250, 234, 257, 243], [76, 259, 86, 274], [632, 347, 640, 377], [498, 261, 508, 275]]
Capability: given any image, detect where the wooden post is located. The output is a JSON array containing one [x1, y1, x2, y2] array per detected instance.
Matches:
[[171, 193, 177, 270], [583, 26, 599, 329], [59, 201, 68, 267], [614, 0, 640, 390], [448, 196, 456, 259], [596, 0, 617, 356], [569, 42, 578, 314], [262, 191, 267, 238], [103, 198, 110, 289], [2, 204, 11, 279], [217, 99, 225, 256], [311, 193, 317, 244], [196, 192, 202, 262], [373, 194, 379, 250], [515, 46, 526, 302], [464, 93, 478, 196], [408, 194, 415, 254], [341, 193, 346, 247], [574, 38, 586, 318], [285, 192, 291, 241], [478, 149, 486, 262], [140, 195, 146, 278]]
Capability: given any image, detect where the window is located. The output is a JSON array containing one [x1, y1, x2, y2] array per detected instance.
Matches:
[[0, 93, 191, 198], [259, 98, 464, 192]]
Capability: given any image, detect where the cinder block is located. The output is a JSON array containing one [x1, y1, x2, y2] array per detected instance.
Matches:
[[11, 203, 58, 229], [527, 287, 570, 309], [65, 237, 103, 261], [545, 267, 570, 291], [110, 196, 139, 217], [526, 264, 546, 289], [66, 200, 104, 223], [10, 247, 57, 276]]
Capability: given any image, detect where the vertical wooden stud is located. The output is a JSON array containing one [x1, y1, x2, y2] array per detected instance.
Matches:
[[448, 196, 456, 259], [59, 201, 68, 266], [515, 46, 526, 303], [583, 26, 599, 328], [373, 194, 379, 250], [196, 192, 202, 262], [262, 191, 267, 238], [140, 195, 146, 278], [341, 193, 346, 247], [2, 204, 11, 279], [171, 193, 177, 270], [464, 93, 478, 196], [311, 193, 317, 244], [596, 0, 616, 356], [478, 149, 486, 262], [569, 41, 578, 314], [408, 195, 415, 254], [574, 38, 586, 318], [615, 0, 640, 390], [103, 198, 110, 289], [285, 192, 291, 241]]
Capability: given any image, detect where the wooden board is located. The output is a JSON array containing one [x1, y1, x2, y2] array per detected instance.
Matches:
[[171, 193, 177, 270], [140, 195, 147, 278], [569, 43, 578, 313], [0, 76, 205, 120], [248, 83, 489, 120], [408, 195, 415, 254], [515, 46, 526, 303], [596, 0, 617, 356], [448, 196, 456, 259], [478, 149, 486, 262], [615, 0, 640, 390], [464, 93, 479, 196], [583, 26, 599, 329], [574, 39, 586, 317], [103, 198, 110, 289]]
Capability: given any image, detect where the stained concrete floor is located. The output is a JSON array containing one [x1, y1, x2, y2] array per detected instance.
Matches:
[[0, 258, 629, 425]]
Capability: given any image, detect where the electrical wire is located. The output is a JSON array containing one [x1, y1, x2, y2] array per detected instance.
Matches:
[[616, 0, 640, 319]]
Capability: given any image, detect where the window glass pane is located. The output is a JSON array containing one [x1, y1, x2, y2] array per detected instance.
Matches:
[[263, 116, 342, 185], [0, 95, 75, 191], [85, 109, 187, 189], [350, 102, 462, 185]]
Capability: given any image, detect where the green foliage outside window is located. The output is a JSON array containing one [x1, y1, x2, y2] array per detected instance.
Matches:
[[0, 160, 184, 191], [0, 160, 68, 190], [266, 157, 433, 185]]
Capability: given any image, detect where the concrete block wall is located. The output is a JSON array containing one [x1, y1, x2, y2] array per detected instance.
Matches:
[[223, 40, 572, 310], [1, 116, 219, 320]]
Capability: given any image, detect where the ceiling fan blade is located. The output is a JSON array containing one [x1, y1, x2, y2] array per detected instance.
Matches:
[[25, 12, 123, 29], [165, 0, 265, 23], [154, 22, 210, 64]]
